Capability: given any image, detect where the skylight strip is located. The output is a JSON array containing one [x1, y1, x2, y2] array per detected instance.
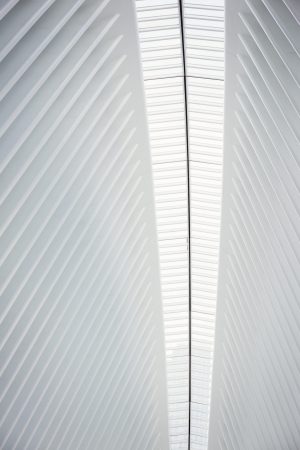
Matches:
[[136, 1, 190, 448], [183, 1, 224, 449]]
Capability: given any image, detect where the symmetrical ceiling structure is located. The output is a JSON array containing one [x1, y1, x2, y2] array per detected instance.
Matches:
[[1, 0, 300, 449], [136, 1, 224, 448]]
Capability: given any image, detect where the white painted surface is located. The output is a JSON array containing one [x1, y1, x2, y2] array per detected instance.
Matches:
[[0, 1, 169, 448], [209, 0, 300, 448]]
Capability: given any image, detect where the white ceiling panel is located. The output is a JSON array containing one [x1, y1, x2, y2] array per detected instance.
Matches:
[[136, 1, 190, 448]]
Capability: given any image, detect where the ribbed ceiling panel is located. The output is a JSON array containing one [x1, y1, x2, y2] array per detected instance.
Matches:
[[183, 1, 224, 449], [136, 1, 190, 448], [209, 0, 300, 449], [0, 1, 169, 449]]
